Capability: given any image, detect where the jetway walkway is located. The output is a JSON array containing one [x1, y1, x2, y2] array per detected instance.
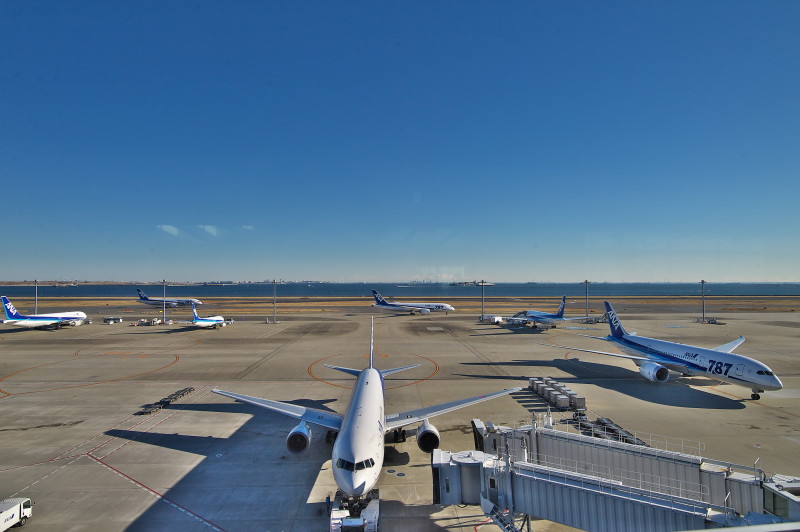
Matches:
[[432, 418, 798, 531]]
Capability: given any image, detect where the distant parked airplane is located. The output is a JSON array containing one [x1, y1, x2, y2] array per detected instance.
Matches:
[[212, 318, 518, 501], [1, 296, 87, 328], [371, 290, 454, 315], [547, 301, 783, 400], [190, 303, 225, 329], [136, 288, 202, 308], [502, 296, 582, 327]]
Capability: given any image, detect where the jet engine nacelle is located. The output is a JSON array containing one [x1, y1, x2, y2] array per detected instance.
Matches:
[[416, 419, 440, 453], [639, 361, 670, 383], [419, 308, 431, 315], [286, 422, 311, 454]]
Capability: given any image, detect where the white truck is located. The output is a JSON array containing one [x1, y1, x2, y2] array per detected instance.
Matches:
[[0, 498, 33, 530]]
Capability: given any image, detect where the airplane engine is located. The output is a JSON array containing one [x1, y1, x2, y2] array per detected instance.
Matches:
[[416, 419, 440, 453], [419, 308, 431, 315], [286, 422, 311, 454], [639, 361, 669, 383]]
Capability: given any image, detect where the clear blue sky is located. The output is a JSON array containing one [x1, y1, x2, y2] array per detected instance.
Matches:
[[2, 2, 798, 282]]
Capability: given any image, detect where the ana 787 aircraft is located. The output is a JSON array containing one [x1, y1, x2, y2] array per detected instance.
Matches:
[[136, 288, 202, 308], [371, 289, 454, 315], [212, 319, 518, 498], [1, 296, 87, 328], [549, 301, 783, 400]]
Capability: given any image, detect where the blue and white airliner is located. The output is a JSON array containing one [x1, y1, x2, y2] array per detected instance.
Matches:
[[213, 318, 518, 500], [136, 288, 202, 308], [551, 301, 783, 400], [2, 296, 87, 328], [371, 290, 454, 315], [503, 296, 582, 327], [189, 303, 225, 329]]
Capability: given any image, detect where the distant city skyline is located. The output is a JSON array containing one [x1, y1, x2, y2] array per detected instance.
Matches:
[[3, 2, 799, 283]]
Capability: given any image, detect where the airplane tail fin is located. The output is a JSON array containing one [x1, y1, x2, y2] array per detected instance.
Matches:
[[604, 301, 629, 338], [137, 289, 149, 301], [2, 296, 25, 320], [191, 303, 199, 320], [372, 290, 387, 306], [555, 296, 566, 318]]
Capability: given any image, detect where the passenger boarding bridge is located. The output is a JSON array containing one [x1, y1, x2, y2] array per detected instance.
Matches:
[[431, 378, 800, 531]]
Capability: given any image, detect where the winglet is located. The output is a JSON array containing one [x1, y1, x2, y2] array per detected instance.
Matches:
[[555, 296, 566, 318], [604, 301, 629, 338]]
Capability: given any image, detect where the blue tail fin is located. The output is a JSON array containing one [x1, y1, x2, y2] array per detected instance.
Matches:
[[191, 303, 199, 320], [604, 301, 628, 338], [555, 296, 566, 318], [372, 290, 387, 306], [137, 289, 149, 301], [2, 296, 26, 320]]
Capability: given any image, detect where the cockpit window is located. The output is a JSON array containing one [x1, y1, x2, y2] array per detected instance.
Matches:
[[338, 458, 375, 471], [336, 458, 355, 471], [756, 370, 774, 376]]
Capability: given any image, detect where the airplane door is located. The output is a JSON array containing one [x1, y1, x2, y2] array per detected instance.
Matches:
[[736, 364, 744, 377]]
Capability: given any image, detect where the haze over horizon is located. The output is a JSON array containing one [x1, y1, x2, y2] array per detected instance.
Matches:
[[3, 3, 798, 283]]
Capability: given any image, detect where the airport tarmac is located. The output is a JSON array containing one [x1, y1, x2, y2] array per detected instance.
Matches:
[[0, 300, 798, 531]]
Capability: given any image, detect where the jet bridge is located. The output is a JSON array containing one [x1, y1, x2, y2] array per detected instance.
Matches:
[[432, 418, 798, 531]]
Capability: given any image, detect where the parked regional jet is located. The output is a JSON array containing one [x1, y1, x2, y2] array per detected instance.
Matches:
[[502, 296, 582, 327], [371, 290, 454, 315], [136, 288, 202, 308], [212, 319, 518, 499], [548, 301, 783, 400], [1, 296, 87, 328], [190, 303, 225, 329]]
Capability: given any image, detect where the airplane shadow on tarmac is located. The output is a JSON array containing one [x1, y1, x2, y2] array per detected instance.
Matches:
[[107, 397, 451, 531], [457, 357, 746, 410]]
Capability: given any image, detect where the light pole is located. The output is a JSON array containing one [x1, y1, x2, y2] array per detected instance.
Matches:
[[700, 279, 706, 323], [582, 279, 590, 319], [480, 280, 486, 320], [34, 279, 38, 314], [273, 279, 278, 324], [163, 279, 167, 323]]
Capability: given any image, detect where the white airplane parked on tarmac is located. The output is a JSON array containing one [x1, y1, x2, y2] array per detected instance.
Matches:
[[136, 288, 202, 308], [371, 290, 454, 315], [212, 318, 518, 500], [502, 295, 583, 327], [189, 303, 225, 329], [547, 301, 783, 400], [1, 296, 87, 328]]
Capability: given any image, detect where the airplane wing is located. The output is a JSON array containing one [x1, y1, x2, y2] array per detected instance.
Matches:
[[714, 336, 745, 353], [212, 389, 343, 431], [384, 387, 521, 431], [538, 342, 650, 361], [539, 343, 693, 373]]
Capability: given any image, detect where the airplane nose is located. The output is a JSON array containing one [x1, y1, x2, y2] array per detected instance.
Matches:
[[772, 376, 784, 391]]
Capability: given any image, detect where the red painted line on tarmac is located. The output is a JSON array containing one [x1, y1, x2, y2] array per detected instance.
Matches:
[[85, 454, 227, 531]]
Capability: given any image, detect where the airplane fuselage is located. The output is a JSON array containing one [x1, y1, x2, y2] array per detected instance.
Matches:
[[373, 302, 454, 314], [192, 316, 224, 328], [3, 311, 87, 328], [614, 334, 783, 392], [331, 368, 384, 497], [140, 298, 202, 307]]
